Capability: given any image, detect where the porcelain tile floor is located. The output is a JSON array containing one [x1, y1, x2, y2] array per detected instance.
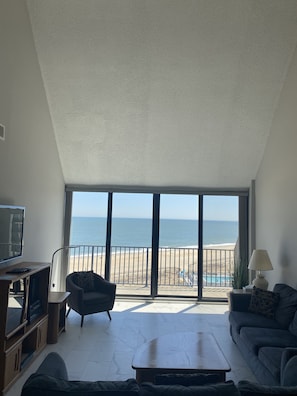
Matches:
[[6, 300, 256, 395]]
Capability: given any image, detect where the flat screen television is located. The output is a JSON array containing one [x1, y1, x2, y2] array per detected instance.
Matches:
[[0, 205, 25, 263]]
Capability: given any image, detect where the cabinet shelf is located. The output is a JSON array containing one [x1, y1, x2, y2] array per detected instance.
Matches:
[[0, 262, 50, 395]]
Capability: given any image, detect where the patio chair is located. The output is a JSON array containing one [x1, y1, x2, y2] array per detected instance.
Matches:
[[66, 271, 116, 327]]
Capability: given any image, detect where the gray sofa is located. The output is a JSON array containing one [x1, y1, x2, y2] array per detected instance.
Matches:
[[21, 352, 297, 396], [229, 283, 297, 386]]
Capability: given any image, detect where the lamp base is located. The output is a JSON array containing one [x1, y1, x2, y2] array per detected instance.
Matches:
[[252, 274, 268, 290]]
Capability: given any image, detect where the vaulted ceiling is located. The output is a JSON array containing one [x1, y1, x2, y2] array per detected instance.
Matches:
[[26, 0, 297, 189]]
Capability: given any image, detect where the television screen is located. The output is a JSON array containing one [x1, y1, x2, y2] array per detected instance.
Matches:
[[0, 205, 25, 263]]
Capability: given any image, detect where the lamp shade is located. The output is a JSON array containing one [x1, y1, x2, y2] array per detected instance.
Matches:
[[248, 249, 273, 271]]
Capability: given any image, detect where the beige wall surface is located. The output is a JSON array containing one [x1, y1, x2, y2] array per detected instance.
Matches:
[[255, 44, 297, 289], [0, 1, 65, 265]]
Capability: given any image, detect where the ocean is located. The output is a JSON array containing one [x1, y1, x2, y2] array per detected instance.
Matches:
[[70, 217, 238, 248]]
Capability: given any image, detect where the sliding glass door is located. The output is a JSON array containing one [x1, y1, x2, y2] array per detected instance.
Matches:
[[158, 194, 199, 297], [110, 193, 153, 296], [64, 189, 247, 300], [202, 196, 239, 299], [68, 192, 108, 275]]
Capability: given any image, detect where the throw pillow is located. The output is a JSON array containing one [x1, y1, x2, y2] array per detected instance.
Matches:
[[74, 271, 95, 292], [238, 380, 297, 395], [273, 284, 297, 328], [155, 373, 222, 386], [248, 287, 280, 319]]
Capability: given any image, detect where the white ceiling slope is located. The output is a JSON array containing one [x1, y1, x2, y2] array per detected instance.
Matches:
[[26, 0, 297, 189]]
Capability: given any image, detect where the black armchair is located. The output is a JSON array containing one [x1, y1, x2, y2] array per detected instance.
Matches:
[[66, 271, 116, 327]]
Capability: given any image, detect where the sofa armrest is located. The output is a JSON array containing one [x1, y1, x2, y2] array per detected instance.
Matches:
[[35, 352, 68, 380], [228, 291, 251, 312], [281, 348, 297, 386]]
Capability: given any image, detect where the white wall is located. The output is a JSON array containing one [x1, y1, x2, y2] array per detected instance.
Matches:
[[255, 44, 297, 289], [0, 1, 65, 265]]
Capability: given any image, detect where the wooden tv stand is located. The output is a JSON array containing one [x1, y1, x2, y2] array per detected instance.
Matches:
[[0, 262, 50, 395]]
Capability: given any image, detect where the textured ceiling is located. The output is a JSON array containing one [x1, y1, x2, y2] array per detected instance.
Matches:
[[26, 0, 297, 189]]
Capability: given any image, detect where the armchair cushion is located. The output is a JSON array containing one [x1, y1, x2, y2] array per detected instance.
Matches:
[[83, 291, 112, 305], [74, 270, 95, 292]]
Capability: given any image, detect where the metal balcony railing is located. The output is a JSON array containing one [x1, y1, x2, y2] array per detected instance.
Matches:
[[52, 245, 235, 290]]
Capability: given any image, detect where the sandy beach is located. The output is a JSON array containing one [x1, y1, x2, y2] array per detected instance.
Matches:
[[62, 243, 235, 298]]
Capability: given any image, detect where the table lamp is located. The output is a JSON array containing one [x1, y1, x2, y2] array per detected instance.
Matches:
[[248, 249, 273, 290]]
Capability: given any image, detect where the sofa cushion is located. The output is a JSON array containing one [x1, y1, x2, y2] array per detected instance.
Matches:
[[229, 311, 282, 334], [238, 380, 297, 395], [258, 347, 284, 381], [154, 373, 222, 386], [140, 381, 240, 396], [240, 327, 297, 354], [248, 288, 280, 319], [273, 284, 297, 328], [21, 375, 139, 396]]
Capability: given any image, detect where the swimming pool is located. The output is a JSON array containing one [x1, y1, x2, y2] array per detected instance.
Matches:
[[180, 271, 232, 286], [203, 275, 232, 286]]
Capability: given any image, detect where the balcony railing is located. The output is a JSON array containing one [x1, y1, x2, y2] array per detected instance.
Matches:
[[52, 245, 235, 292]]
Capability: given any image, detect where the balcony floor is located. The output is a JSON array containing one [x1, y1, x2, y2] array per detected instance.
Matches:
[[7, 299, 256, 395]]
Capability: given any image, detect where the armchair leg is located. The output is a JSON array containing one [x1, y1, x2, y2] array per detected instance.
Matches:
[[66, 307, 71, 317], [80, 315, 84, 327], [107, 311, 112, 320]]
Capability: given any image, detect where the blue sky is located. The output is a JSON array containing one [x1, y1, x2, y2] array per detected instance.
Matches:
[[72, 192, 238, 221]]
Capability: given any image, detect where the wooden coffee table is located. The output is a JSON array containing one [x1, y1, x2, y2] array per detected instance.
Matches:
[[132, 332, 230, 383]]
